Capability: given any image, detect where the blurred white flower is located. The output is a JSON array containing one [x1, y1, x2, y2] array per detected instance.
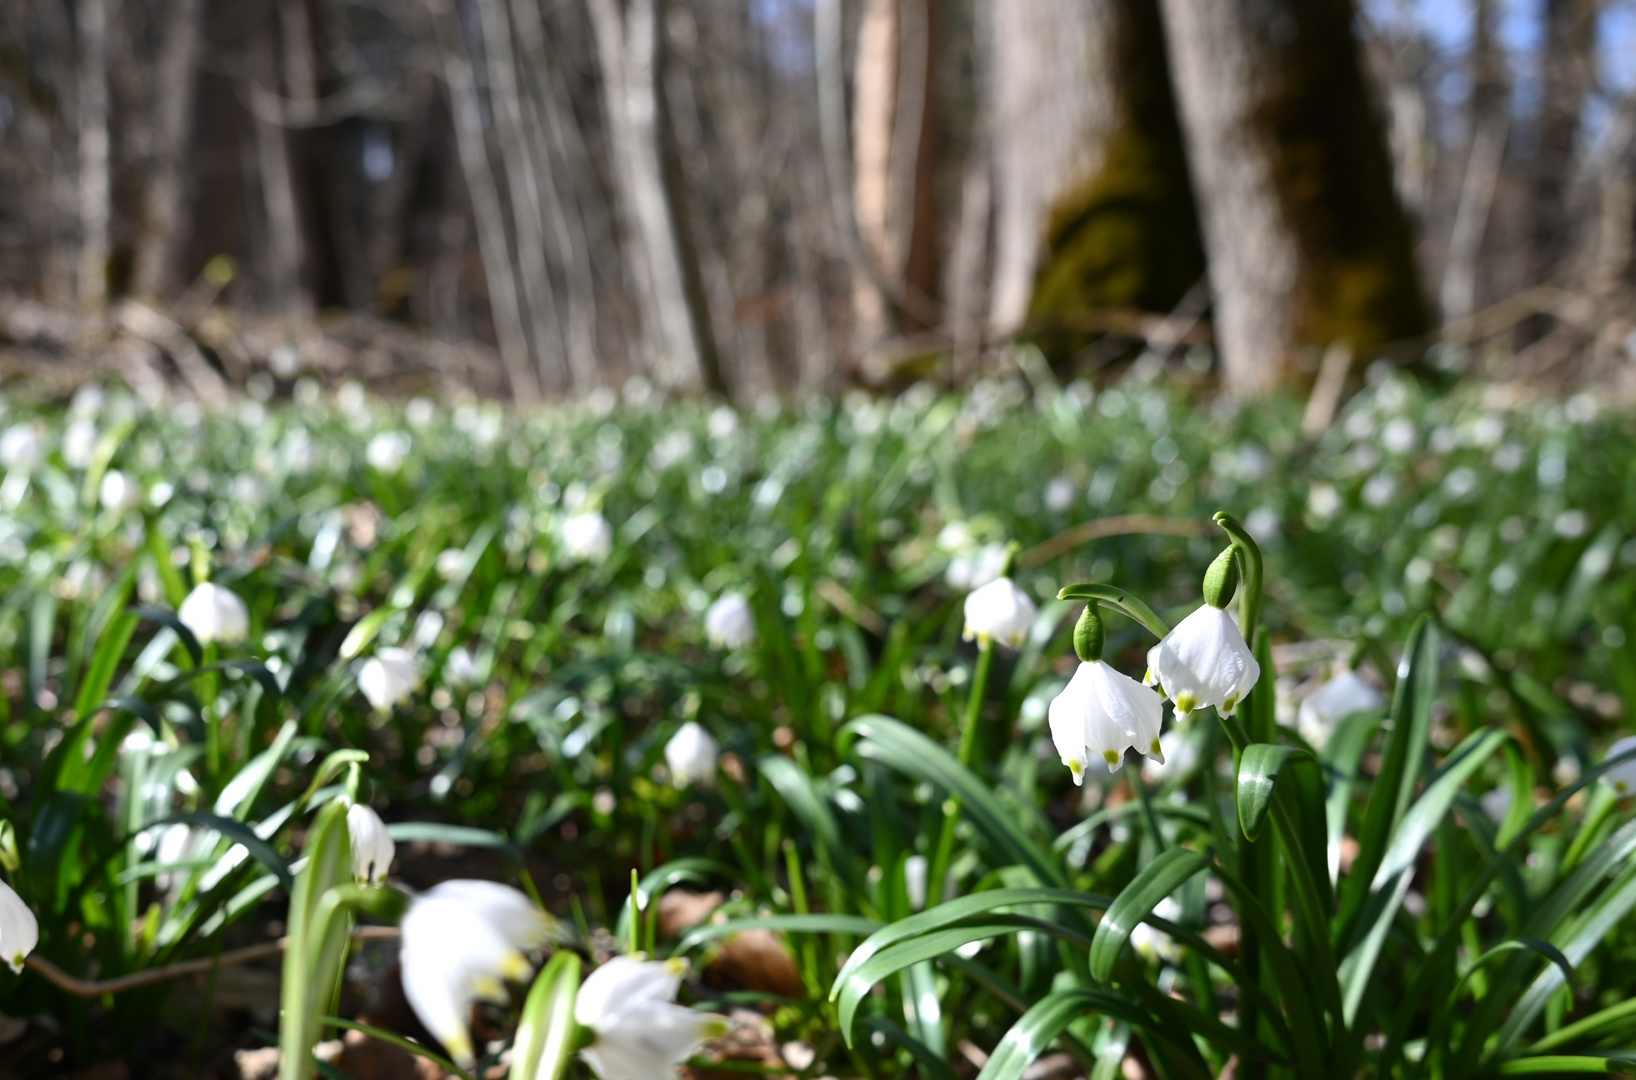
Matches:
[[1480, 788, 1512, 823], [0, 426, 40, 472], [563, 511, 614, 563], [98, 470, 141, 511], [903, 855, 928, 911], [1145, 606, 1259, 720], [359, 647, 419, 712], [0, 880, 37, 973], [443, 645, 478, 686], [423, 879, 553, 951], [1295, 670, 1384, 750], [1382, 417, 1417, 454], [1129, 897, 1182, 965], [704, 593, 756, 650], [435, 547, 465, 580], [937, 522, 973, 552], [177, 582, 249, 645], [1602, 735, 1636, 796], [664, 722, 718, 788], [946, 542, 1007, 590], [962, 577, 1037, 649], [1141, 728, 1200, 785], [346, 804, 395, 885], [366, 430, 411, 473], [1044, 476, 1076, 512], [1049, 661, 1164, 783], [63, 419, 97, 469], [576, 956, 730, 1080], [400, 883, 543, 1068]]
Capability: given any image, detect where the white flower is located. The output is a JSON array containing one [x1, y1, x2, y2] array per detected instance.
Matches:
[[177, 582, 249, 645], [346, 804, 395, 885], [1048, 661, 1165, 783], [704, 593, 756, 650], [400, 890, 537, 1068], [1141, 728, 1200, 785], [1130, 897, 1182, 964], [358, 647, 419, 712], [563, 511, 614, 563], [1480, 788, 1512, 823], [962, 577, 1037, 649], [1295, 670, 1384, 750], [443, 645, 477, 686], [0, 880, 36, 973], [0, 426, 40, 472], [1602, 735, 1636, 796], [1045, 476, 1076, 512], [946, 542, 1008, 590], [63, 419, 97, 469], [1145, 605, 1260, 719], [365, 430, 410, 473], [665, 722, 718, 788], [423, 879, 553, 950], [903, 855, 928, 911], [98, 469, 141, 511], [576, 956, 731, 1080]]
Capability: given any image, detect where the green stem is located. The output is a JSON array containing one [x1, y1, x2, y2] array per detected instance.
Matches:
[[1129, 768, 1167, 854], [1213, 512, 1263, 642], [928, 639, 995, 905]]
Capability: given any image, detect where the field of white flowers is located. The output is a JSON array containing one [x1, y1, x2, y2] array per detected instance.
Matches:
[[0, 370, 1633, 1080]]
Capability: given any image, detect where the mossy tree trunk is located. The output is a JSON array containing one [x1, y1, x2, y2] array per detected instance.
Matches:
[[986, 0, 1204, 358], [1158, 0, 1427, 394]]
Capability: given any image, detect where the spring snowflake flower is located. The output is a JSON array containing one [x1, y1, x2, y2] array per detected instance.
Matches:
[[1295, 670, 1384, 750], [962, 577, 1037, 649], [0, 426, 40, 472], [1129, 897, 1183, 964], [1050, 660, 1165, 781], [365, 430, 411, 473], [1602, 735, 1636, 796], [1145, 605, 1259, 719], [0, 881, 36, 973], [346, 804, 395, 885], [665, 722, 719, 788], [903, 855, 928, 911], [563, 511, 614, 563], [358, 647, 419, 712], [98, 469, 141, 512], [946, 542, 1008, 591], [575, 956, 731, 1080], [704, 593, 756, 649], [177, 582, 249, 645]]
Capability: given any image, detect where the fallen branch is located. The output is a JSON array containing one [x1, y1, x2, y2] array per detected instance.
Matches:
[[1021, 514, 1208, 569]]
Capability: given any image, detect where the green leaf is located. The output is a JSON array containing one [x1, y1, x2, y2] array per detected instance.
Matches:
[[1496, 1055, 1634, 1074], [975, 989, 1150, 1080], [1457, 938, 1575, 996], [130, 605, 203, 667], [384, 822, 522, 859], [279, 800, 354, 1080], [325, 1017, 468, 1080], [1089, 849, 1210, 983], [861, 1018, 961, 1080], [162, 811, 294, 890], [510, 951, 582, 1080], [1236, 744, 1308, 842], [613, 858, 734, 953]]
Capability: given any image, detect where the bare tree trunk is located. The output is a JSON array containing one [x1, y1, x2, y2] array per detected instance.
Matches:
[[131, 0, 201, 299], [851, 0, 940, 344], [430, 0, 541, 404], [1531, 0, 1599, 288], [1158, 0, 1426, 394], [588, 0, 725, 395], [249, 28, 308, 316], [1440, 0, 1509, 325], [76, 0, 111, 308]]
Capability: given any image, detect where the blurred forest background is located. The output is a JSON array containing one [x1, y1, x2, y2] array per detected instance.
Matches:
[[1, 0, 1635, 403]]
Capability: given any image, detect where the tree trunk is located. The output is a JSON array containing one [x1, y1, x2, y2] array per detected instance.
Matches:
[[851, 0, 940, 344], [986, 0, 1202, 358], [588, 0, 725, 395], [131, 0, 202, 299], [1158, 0, 1426, 394], [1531, 0, 1599, 287], [77, 0, 112, 308], [1440, 0, 1509, 324]]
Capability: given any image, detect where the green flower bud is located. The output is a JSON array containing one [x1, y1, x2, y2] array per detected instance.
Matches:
[[1202, 547, 1239, 609], [1073, 605, 1105, 663]]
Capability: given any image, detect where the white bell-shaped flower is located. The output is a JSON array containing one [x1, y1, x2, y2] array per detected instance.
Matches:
[[562, 511, 614, 563], [365, 430, 410, 473], [1145, 605, 1260, 719], [346, 804, 395, 885], [0, 880, 37, 973], [0, 426, 41, 472], [1295, 670, 1383, 750], [177, 582, 250, 645], [64, 419, 98, 469], [1141, 728, 1201, 785], [665, 722, 718, 788], [704, 593, 756, 650], [358, 647, 419, 712], [962, 577, 1038, 649], [400, 892, 535, 1068], [1602, 735, 1636, 796], [1049, 660, 1165, 783], [98, 469, 141, 511], [575, 956, 731, 1080], [1129, 896, 1183, 964], [422, 879, 554, 951], [903, 855, 929, 912]]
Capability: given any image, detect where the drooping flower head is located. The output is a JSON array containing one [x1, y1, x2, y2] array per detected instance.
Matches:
[[665, 722, 718, 788], [1048, 606, 1165, 782], [704, 593, 756, 650], [1145, 548, 1259, 719], [1602, 735, 1636, 796], [563, 511, 614, 564], [1295, 670, 1383, 750], [962, 576, 1038, 649], [575, 956, 731, 1080], [358, 647, 419, 712], [345, 804, 395, 886], [177, 582, 250, 646], [0, 880, 37, 974]]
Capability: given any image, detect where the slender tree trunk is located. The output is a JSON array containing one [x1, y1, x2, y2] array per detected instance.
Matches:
[[76, 0, 111, 308], [851, 0, 940, 344], [249, 29, 308, 315], [1531, 0, 1599, 287], [1158, 0, 1426, 393], [131, 0, 202, 299], [430, 0, 541, 404], [588, 0, 725, 394], [1440, 0, 1509, 324]]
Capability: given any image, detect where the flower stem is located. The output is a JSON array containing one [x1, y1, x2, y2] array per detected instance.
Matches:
[[928, 638, 995, 906], [1129, 766, 1166, 854], [1212, 511, 1263, 642]]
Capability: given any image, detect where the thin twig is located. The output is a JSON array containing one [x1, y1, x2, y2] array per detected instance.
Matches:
[[26, 925, 400, 997], [1020, 515, 1209, 570]]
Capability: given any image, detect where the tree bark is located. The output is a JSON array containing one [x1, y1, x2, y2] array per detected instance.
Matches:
[[1531, 0, 1599, 287], [76, 0, 112, 308], [131, 0, 202, 299], [986, 0, 1202, 357], [851, 0, 940, 344], [588, 0, 724, 395], [1158, 0, 1426, 393]]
